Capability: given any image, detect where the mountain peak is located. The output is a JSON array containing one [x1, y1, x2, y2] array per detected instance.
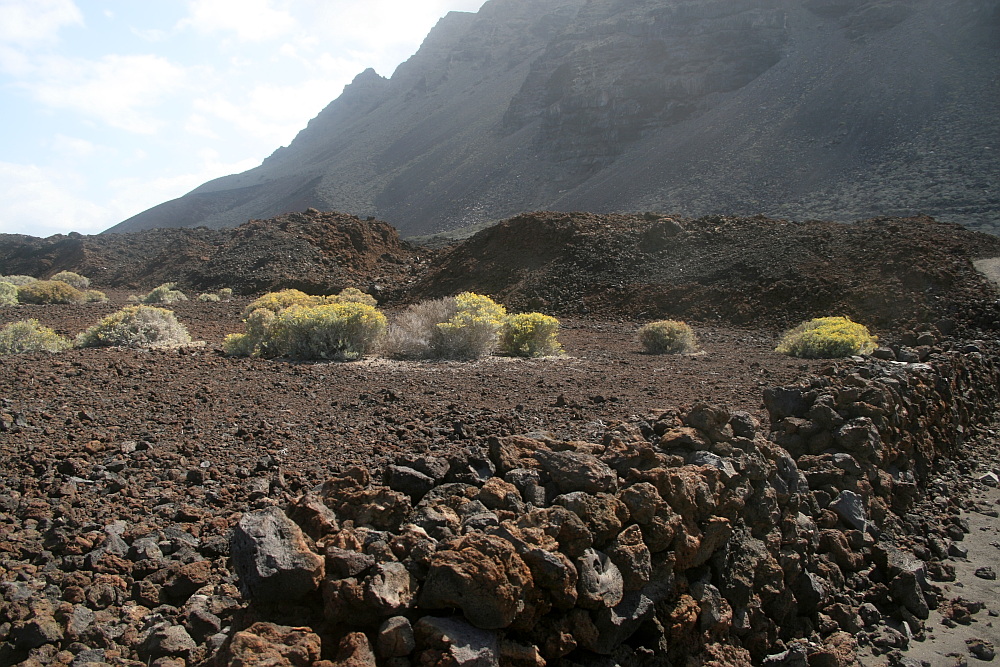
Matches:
[[107, 0, 1000, 237]]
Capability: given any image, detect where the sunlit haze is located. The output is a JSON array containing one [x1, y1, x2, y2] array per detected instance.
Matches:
[[0, 0, 485, 237]]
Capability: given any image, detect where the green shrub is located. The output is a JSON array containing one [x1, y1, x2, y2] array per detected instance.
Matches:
[[776, 316, 877, 359], [218, 288, 233, 301], [328, 287, 377, 307], [198, 292, 221, 302], [0, 275, 37, 286], [242, 288, 320, 318], [223, 308, 275, 357], [84, 290, 108, 303], [138, 283, 188, 304], [432, 292, 507, 359], [638, 320, 698, 354], [76, 306, 192, 348], [17, 280, 86, 305], [50, 271, 90, 290], [0, 319, 71, 355], [0, 282, 17, 306], [226, 302, 386, 360], [500, 312, 563, 357], [242, 287, 374, 318]]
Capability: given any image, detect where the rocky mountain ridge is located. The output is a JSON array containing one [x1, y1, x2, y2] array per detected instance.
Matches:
[[107, 0, 1000, 237]]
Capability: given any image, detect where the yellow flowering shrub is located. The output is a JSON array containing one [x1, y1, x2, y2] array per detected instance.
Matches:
[[241, 287, 373, 319], [500, 312, 563, 357], [227, 302, 386, 360], [638, 320, 698, 354], [776, 316, 877, 359], [0, 319, 71, 355], [432, 292, 507, 359]]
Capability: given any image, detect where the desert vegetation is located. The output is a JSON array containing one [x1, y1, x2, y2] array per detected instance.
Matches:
[[0, 319, 71, 355], [776, 315, 877, 359], [76, 305, 192, 349], [134, 282, 188, 304], [638, 319, 698, 354]]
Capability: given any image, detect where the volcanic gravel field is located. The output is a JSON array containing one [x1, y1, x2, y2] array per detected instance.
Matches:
[[2, 212, 1000, 666]]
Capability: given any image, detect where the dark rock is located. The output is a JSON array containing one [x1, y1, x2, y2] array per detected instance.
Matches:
[[575, 548, 624, 610], [386, 464, 436, 500], [535, 449, 617, 494], [414, 616, 499, 666], [376, 616, 415, 659], [974, 566, 997, 580], [231, 506, 325, 602]]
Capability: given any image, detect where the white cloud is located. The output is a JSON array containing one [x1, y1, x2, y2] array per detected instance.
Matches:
[[193, 77, 346, 145], [107, 150, 260, 220], [48, 134, 100, 158], [0, 162, 110, 236], [179, 0, 296, 42], [0, 0, 83, 48], [21, 53, 190, 133]]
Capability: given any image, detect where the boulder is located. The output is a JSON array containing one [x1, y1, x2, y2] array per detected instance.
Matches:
[[231, 507, 324, 602], [414, 616, 500, 666], [420, 533, 535, 629], [576, 548, 624, 610], [535, 449, 618, 494], [221, 622, 322, 667]]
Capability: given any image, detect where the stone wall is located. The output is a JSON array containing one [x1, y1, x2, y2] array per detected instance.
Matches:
[[226, 340, 1000, 666]]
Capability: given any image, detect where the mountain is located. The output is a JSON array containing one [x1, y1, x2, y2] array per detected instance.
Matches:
[[107, 0, 1000, 237]]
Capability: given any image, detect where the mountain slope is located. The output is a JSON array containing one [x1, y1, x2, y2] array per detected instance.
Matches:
[[108, 0, 1000, 236]]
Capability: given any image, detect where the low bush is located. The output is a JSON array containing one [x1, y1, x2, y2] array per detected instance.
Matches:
[[76, 306, 192, 348], [0, 319, 71, 355], [17, 280, 86, 305], [223, 309, 275, 357], [328, 287, 377, 307], [84, 290, 108, 303], [50, 271, 90, 290], [381, 297, 458, 359], [638, 320, 698, 354], [431, 292, 507, 360], [500, 312, 563, 357], [0, 275, 37, 286], [776, 316, 877, 359], [0, 282, 17, 306], [198, 287, 234, 302], [242, 287, 375, 318], [138, 283, 188, 304], [242, 288, 321, 318], [226, 302, 386, 360]]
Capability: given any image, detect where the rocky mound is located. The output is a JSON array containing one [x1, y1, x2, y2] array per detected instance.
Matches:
[[0, 210, 426, 297], [4, 210, 1000, 333], [411, 212, 1000, 329]]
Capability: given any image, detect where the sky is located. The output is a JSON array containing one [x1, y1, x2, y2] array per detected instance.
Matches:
[[0, 0, 486, 238]]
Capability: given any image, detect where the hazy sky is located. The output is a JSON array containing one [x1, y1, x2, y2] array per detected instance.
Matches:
[[0, 0, 485, 237]]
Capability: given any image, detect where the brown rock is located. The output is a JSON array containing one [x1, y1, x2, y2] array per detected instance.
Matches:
[[334, 632, 377, 667], [553, 491, 628, 545], [222, 622, 322, 667], [607, 525, 652, 591], [420, 533, 535, 629]]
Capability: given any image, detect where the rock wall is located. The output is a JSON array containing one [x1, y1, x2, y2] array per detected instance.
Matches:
[[224, 340, 1000, 665]]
